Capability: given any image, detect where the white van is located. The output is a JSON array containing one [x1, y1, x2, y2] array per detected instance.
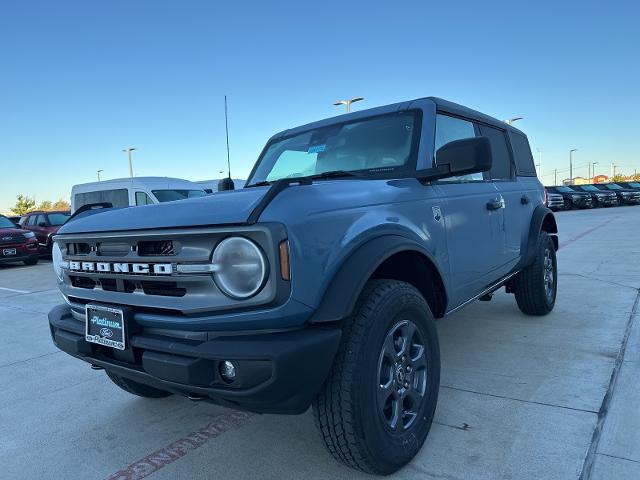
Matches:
[[71, 177, 207, 213]]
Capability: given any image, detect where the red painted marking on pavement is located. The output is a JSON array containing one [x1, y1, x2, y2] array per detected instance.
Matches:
[[561, 216, 618, 249], [106, 410, 254, 480]]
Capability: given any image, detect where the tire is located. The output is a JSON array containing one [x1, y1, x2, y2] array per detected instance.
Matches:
[[105, 371, 172, 398], [563, 199, 572, 210], [23, 256, 38, 266], [513, 231, 557, 316], [312, 280, 440, 475]]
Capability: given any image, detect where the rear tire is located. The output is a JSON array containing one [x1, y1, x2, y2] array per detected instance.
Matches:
[[513, 231, 557, 315], [105, 371, 172, 398], [313, 280, 440, 474]]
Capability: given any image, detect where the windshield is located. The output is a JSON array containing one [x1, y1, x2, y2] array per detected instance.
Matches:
[[605, 184, 623, 190], [151, 189, 206, 202], [47, 213, 70, 225], [0, 216, 16, 228], [580, 185, 599, 191], [555, 186, 574, 192], [247, 112, 420, 185], [628, 182, 640, 188]]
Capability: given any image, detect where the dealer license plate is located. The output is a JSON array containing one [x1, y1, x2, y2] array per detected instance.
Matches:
[[85, 304, 126, 350], [2, 248, 16, 256]]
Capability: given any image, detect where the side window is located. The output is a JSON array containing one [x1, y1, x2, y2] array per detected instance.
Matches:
[[135, 191, 153, 206], [434, 114, 482, 181], [478, 124, 513, 180], [35, 214, 47, 226], [510, 132, 537, 176], [75, 189, 130, 210]]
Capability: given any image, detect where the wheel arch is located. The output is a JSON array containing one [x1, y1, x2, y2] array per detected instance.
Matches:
[[308, 235, 448, 324], [521, 205, 558, 268]]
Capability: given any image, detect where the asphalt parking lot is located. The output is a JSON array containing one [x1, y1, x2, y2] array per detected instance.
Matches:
[[1, 207, 639, 480]]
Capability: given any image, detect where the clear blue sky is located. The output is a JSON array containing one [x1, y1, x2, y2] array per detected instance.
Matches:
[[1, 0, 639, 212]]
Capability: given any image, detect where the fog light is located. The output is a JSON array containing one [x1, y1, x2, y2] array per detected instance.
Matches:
[[219, 360, 236, 383]]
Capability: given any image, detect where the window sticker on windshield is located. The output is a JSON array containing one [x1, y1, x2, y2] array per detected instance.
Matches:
[[308, 144, 326, 154]]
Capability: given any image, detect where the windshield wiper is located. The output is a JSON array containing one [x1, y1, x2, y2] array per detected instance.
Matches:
[[245, 180, 273, 188], [308, 169, 368, 180]]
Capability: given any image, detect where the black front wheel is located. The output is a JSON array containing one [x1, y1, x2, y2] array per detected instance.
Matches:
[[23, 256, 38, 266], [513, 231, 557, 315], [313, 280, 440, 475]]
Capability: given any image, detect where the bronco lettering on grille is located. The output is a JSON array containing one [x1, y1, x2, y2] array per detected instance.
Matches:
[[68, 261, 172, 275]]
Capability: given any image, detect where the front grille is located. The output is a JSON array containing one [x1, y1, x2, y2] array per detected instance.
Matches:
[[57, 225, 279, 315], [0, 234, 26, 246]]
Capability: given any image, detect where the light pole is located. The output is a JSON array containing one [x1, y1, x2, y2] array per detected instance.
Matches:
[[590, 162, 598, 183], [569, 148, 578, 184], [334, 97, 363, 113], [122, 148, 137, 177], [97, 169, 103, 182], [612, 163, 618, 178], [505, 117, 523, 125], [536, 148, 542, 176]]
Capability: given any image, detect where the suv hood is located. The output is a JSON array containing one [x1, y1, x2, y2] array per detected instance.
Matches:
[[0, 227, 26, 235], [59, 187, 270, 234]]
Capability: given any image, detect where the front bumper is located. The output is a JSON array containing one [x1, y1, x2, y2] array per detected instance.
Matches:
[[49, 304, 341, 414]]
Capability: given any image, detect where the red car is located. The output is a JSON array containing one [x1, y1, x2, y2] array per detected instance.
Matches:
[[0, 215, 39, 265], [19, 210, 70, 253]]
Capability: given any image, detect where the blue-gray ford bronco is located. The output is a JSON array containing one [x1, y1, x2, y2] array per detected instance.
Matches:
[[49, 97, 558, 474]]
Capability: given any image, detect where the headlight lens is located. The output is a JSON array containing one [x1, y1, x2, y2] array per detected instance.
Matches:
[[52, 242, 64, 281], [22, 231, 35, 239], [212, 237, 267, 299]]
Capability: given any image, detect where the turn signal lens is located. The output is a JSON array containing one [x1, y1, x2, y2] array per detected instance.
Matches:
[[279, 240, 290, 281]]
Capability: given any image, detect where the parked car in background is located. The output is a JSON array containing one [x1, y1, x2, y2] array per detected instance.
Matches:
[[617, 181, 640, 191], [594, 183, 640, 205], [571, 184, 618, 207], [7, 215, 22, 226], [20, 211, 71, 253], [545, 188, 564, 211], [0, 214, 39, 265], [71, 177, 207, 213], [546, 186, 593, 209]]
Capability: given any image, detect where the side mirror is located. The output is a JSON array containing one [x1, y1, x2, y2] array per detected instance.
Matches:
[[418, 136, 492, 181]]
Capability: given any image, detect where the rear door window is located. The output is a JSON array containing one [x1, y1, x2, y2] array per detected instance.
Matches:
[[135, 191, 154, 205], [478, 124, 514, 180]]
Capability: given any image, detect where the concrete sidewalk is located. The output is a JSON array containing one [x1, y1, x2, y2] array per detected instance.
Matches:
[[0, 207, 638, 479]]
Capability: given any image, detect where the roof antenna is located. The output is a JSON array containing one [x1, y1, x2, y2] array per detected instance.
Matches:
[[218, 95, 235, 192]]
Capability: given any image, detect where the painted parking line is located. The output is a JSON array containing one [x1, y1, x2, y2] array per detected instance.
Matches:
[[106, 410, 254, 480], [561, 216, 619, 249], [0, 286, 31, 294]]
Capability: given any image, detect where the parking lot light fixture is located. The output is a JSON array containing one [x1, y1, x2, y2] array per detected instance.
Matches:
[[97, 169, 103, 181], [333, 97, 364, 113], [505, 117, 523, 125], [590, 162, 598, 183]]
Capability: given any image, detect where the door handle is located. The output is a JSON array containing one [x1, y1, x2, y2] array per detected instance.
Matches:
[[486, 198, 503, 211], [521, 195, 530, 205]]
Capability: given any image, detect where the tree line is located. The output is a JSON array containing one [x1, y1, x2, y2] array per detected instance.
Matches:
[[10, 195, 71, 215]]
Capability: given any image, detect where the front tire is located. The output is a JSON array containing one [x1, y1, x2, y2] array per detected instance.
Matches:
[[313, 280, 440, 475], [23, 256, 38, 266], [105, 371, 172, 398], [513, 231, 557, 315]]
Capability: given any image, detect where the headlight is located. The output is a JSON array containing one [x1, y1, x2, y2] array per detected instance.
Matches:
[[212, 237, 267, 299], [22, 231, 35, 239], [52, 242, 65, 281]]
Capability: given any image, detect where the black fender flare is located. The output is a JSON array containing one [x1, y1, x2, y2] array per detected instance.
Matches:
[[520, 205, 558, 268], [308, 235, 447, 324]]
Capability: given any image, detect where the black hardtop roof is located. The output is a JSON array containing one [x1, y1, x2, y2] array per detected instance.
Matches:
[[269, 96, 527, 142]]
